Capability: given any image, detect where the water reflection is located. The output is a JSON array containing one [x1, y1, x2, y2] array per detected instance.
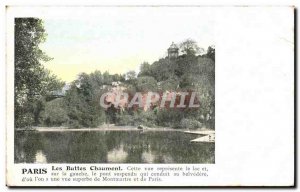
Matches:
[[142, 150, 155, 163], [107, 144, 128, 163], [35, 150, 47, 163], [15, 130, 215, 164]]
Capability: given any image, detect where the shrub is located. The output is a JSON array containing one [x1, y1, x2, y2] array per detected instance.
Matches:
[[116, 113, 135, 126], [116, 110, 157, 127], [179, 118, 202, 129], [68, 119, 81, 128], [133, 110, 157, 127], [15, 112, 35, 128], [156, 109, 183, 128], [40, 98, 69, 126]]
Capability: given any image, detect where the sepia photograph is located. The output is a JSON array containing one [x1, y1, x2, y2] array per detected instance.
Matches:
[[14, 7, 215, 164]]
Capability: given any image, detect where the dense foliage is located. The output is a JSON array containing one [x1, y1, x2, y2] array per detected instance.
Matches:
[[15, 18, 215, 129], [15, 18, 64, 128], [59, 40, 214, 129]]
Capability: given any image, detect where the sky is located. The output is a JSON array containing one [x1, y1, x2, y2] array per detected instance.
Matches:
[[39, 7, 215, 82]]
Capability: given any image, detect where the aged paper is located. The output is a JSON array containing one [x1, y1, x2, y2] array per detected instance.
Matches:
[[6, 6, 294, 187]]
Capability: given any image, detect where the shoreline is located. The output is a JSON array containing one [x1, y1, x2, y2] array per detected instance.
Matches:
[[16, 126, 215, 143], [15, 126, 214, 134], [16, 126, 182, 132]]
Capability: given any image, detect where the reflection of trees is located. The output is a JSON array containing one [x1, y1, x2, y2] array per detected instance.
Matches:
[[34, 132, 109, 163], [105, 131, 124, 151], [123, 132, 145, 163], [125, 145, 144, 163], [67, 132, 108, 163], [142, 132, 215, 163], [114, 131, 214, 164], [15, 131, 45, 163], [153, 155, 165, 163], [15, 131, 215, 164], [38, 132, 73, 163]]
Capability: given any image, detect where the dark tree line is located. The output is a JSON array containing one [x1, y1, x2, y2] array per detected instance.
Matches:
[[15, 18, 63, 128]]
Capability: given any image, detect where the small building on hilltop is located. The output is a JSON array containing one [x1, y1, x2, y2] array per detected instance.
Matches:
[[167, 42, 179, 59]]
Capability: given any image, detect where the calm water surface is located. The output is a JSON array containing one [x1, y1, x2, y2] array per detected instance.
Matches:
[[15, 130, 214, 164]]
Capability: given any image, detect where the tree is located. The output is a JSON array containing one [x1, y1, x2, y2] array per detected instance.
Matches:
[[126, 70, 137, 80], [64, 75, 106, 128], [205, 45, 215, 61], [102, 71, 113, 85], [148, 58, 175, 82], [15, 18, 63, 128], [159, 76, 179, 91], [125, 70, 137, 85], [179, 39, 202, 56], [136, 76, 157, 92], [40, 98, 69, 126], [138, 62, 152, 77]]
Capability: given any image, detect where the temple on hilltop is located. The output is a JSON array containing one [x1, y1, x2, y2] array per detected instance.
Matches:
[[167, 42, 179, 59]]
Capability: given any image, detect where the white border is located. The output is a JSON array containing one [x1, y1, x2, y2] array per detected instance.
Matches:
[[1, 1, 296, 190]]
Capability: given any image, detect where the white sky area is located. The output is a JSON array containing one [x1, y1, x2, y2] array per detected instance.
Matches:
[[39, 7, 215, 82]]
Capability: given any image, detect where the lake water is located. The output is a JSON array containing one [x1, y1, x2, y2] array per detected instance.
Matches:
[[15, 130, 215, 164]]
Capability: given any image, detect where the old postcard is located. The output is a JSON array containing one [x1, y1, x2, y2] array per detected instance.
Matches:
[[6, 5, 294, 187]]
